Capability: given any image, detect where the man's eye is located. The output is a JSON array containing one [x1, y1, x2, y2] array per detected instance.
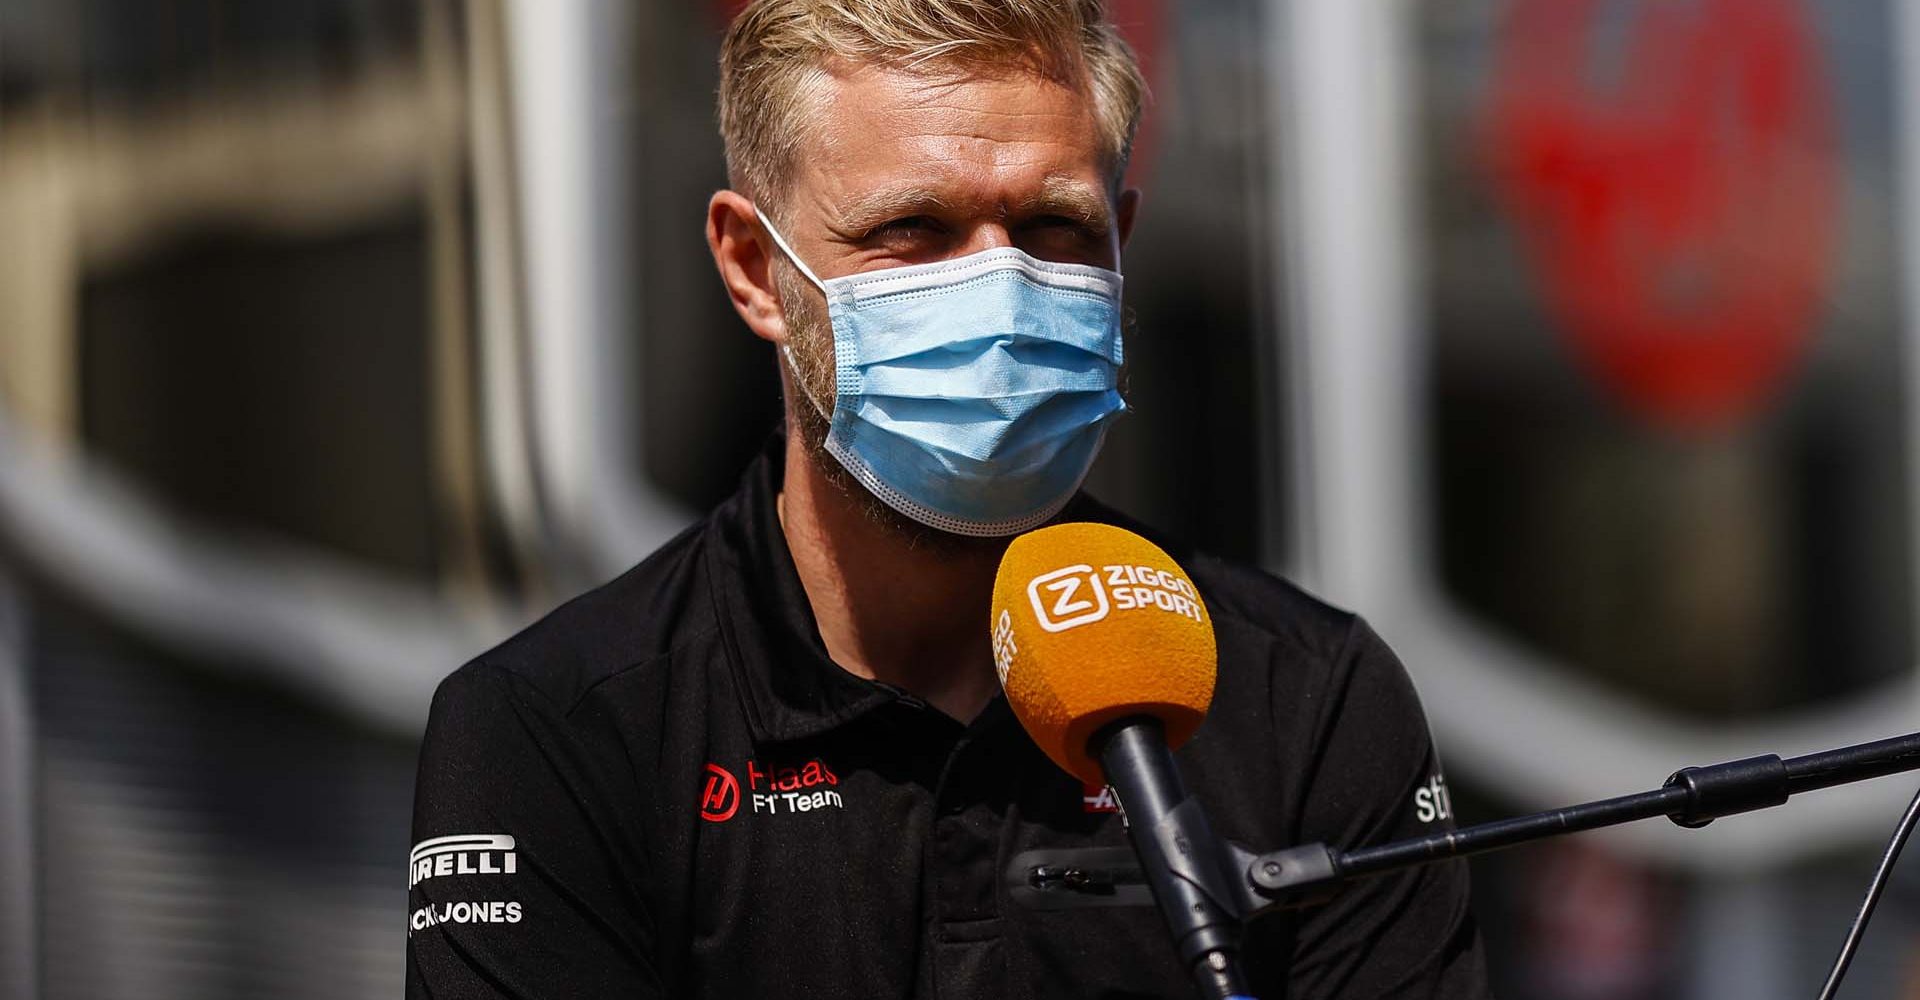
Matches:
[[1028, 215, 1104, 240], [874, 216, 940, 236]]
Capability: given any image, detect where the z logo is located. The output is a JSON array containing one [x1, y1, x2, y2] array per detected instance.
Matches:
[[1027, 565, 1111, 632]]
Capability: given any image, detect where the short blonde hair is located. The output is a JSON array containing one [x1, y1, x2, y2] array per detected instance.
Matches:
[[718, 0, 1146, 215]]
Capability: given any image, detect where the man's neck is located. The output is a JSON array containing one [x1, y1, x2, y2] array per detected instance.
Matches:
[[777, 431, 1007, 724]]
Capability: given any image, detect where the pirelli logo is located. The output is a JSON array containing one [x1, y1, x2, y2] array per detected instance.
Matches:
[[409, 833, 518, 889]]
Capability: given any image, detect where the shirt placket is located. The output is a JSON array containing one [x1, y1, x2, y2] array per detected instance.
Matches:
[[918, 708, 1009, 999]]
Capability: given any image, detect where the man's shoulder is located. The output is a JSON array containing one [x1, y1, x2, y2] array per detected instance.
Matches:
[[441, 516, 723, 716], [1184, 551, 1360, 662], [1065, 495, 1371, 674]]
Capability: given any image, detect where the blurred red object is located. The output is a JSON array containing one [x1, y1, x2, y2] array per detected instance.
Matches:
[[1483, 0, 1840, 433]]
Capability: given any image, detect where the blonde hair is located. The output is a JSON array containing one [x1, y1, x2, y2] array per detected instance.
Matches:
[[718, 0, 1146, 216]]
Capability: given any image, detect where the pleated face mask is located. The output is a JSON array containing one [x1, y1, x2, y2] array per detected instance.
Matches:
[[759, 209, 1127, 537]]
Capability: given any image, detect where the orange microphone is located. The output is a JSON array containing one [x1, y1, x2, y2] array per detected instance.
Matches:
[[990, 521, 1217, 782], [990, 523, 1247, 999]]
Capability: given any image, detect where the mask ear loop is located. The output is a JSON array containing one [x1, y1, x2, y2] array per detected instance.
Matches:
[[755, 207, 827, 291], [753, 207, 834, 421]]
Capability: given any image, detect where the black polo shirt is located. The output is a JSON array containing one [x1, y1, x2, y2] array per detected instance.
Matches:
[[405, 436, 1488, 998]]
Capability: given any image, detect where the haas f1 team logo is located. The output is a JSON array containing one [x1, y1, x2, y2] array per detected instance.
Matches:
[[702, 758, 844, 822], [1482, 0, 1838, 431], [699, 763, 740, 822], [1027, 563, 1205, 633]]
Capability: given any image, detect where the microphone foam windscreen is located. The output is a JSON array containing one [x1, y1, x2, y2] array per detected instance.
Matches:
[[990, 522, 1217, 783]]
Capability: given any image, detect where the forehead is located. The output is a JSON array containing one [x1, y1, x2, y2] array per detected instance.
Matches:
[[787, 61, 1110, 220]]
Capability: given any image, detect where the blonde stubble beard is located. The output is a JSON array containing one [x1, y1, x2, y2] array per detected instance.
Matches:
[[771, 258, 1004, 557]]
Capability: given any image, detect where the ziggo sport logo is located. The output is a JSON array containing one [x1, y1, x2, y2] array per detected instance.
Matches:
[[1026, 563, 1204, 632]]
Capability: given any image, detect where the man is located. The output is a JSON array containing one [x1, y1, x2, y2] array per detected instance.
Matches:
[[407, 2, 1488, 997]]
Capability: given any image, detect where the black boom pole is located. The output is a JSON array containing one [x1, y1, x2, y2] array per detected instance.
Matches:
[[1248, 731, 1920, 906]]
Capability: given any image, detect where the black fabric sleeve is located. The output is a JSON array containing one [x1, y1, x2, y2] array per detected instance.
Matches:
[[406, 664, 661, 999], [1287, 617, 1490, 999]]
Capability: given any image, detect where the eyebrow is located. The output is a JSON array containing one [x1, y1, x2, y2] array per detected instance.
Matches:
[[828, 176, 1113, 235], [1016, 176, 1112, 229], [830, 185, 953, 235]]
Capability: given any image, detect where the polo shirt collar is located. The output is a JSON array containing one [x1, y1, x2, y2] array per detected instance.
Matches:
[[706, 431, 898, 743], [704, 429, 1151, 744]]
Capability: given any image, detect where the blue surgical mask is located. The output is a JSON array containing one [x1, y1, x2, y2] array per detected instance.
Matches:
[[758, 209, 1127, 537]]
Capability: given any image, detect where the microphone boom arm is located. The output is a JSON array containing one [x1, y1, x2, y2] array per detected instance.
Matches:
[[1012, 732, 1920, 918], [1249, 730, 1920, 911]]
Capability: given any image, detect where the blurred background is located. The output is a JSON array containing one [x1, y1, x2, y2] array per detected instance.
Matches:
[[0, 0, 1916, 997]]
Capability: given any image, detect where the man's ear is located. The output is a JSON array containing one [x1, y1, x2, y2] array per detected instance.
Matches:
[[707, 190, 789, 344], [1115, 187, 1142, 250]]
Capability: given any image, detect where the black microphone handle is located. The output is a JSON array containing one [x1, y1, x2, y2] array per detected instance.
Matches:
[[1094, 718, 1253, 1000]]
